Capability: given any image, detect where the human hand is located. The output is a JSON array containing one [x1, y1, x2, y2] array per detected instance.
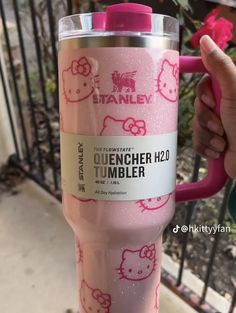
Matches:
[[192, 35, 236, 178]]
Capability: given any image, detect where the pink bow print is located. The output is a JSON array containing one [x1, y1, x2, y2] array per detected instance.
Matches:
[[92, 289, 111, 308], [139, 244, 156, 260], [123, 117, 146, 136], [71, 57, 91, 76]]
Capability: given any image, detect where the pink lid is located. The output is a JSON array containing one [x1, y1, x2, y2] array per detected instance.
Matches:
[[105, 3, 152, 32], [106, 3, 152, 14], [93, 12, 106, 30]]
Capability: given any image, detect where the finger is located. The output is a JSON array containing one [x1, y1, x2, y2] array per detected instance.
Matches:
[[193, 138, 220, 160], [225, 151, 236, 178], [196, 75, 216, 109], [194, 97, 224, 136], [192, 118, 226, 152], [200, 35, 236, 100]]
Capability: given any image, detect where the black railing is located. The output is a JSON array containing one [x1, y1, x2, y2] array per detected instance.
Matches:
[[0, 1, 235, 312]]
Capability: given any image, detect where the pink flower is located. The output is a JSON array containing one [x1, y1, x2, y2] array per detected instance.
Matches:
[[190, 8, 233, 50]]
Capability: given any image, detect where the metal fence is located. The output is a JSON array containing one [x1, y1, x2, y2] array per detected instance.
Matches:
[[0, 1, 235, 312]]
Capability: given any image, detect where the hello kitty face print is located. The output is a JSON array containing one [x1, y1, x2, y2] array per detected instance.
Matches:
[[76, 239, 83, 264], [117, 244, 156, 281], [80, 280, 111, 313], [59, 112, 64, 131], [156, 59, 179, 103], [62, 57, 99, 103], [100, 116, 147, 136], [137, 193, 171, 212], [154, 282, 160, 312]]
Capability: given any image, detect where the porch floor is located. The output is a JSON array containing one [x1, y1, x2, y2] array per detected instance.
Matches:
[[0, 179, 197, 313]]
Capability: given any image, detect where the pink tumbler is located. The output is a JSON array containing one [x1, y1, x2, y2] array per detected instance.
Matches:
[[59, 4, 227, 313]]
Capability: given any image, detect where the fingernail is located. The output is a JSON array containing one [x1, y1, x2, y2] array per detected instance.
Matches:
[[200, 35, 217, 55], [205, 148, 220, 159], [207, 121, 224, 136], [210, 138, 225, 152], [201, 94, 215, 108]]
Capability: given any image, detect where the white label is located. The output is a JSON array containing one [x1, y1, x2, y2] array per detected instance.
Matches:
[[60, 132, 177, 201]]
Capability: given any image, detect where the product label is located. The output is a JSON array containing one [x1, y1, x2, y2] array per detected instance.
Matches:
[[60, 132, 177, 201]]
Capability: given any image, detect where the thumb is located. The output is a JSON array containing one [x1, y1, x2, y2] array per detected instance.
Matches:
[[200, 35, 236, 178], [200, 35, 236, 99]]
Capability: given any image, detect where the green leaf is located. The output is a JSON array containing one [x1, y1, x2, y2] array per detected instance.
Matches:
[[172, 0, 191, 11], [227, 47, 236, 58], [46, 78, 57, 94]]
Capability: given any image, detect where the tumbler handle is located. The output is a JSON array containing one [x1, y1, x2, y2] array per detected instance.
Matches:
[[176, 56, 228, 203]]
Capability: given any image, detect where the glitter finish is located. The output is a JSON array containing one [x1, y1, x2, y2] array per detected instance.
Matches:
[[59, 45, 178, 313]]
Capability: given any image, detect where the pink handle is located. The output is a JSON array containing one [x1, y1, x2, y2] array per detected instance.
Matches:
[[176, 56, 228, 202]]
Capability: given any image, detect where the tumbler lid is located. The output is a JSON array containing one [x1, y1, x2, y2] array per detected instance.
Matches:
[[105, 3, 152, 32], [106, 3, 152, 13], [93, 12, 106, 30], [59, 4, 179, 42]]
